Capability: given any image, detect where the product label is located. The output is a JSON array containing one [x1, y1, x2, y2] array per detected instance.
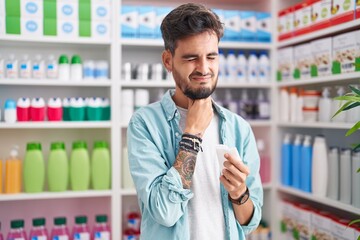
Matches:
[[74, 232, 90, 240], [31, 236, 47, 240], [52, 235, 69, 240], [94, 231, 110, 240], [123, 235, 136, 240]]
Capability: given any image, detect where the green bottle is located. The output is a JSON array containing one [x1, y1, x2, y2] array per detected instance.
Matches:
[[48, 142, 68, 192], [91, 141, 111, 190], [23, 142, 45, 193], [70, 141, 90, 191]]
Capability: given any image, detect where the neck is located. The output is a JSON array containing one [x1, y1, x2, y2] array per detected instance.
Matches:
[[172, 87, 189, 109]]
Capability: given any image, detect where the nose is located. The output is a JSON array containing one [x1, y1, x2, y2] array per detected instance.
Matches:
[[196, 58, 210, 75]]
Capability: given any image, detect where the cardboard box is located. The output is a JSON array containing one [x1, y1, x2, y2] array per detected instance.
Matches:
[[278, 7, 293, 41], [256, 12, 271, 42], [138, 6, 156, 39], [155, 7, 172, 39], [332, 30, 360, 74], [224, 10, 240, 41], [57, 0, 78, 20], [310, 0, 332, 31], [311, 211, 334, 240], [277, 47, 294, 81], [293, 1, 312, 36], [357, 0, 360, 19], [21, 17, 42, 36], [57, 20, 78, 37], [121, 5, 138, 38], [294, 43, 312, 79], [92, 1, 111, 21], [0, 16, 4, 36], [331, 0, 355, 26], [332, 219, 355, 240], [311, 37, 332, 77], [293, 204, 313, 240], [21, 0, 43, 19], [239, 11, 256, 42], [0, 0, 5, 16], [92, 20, 110, 39], [280, 200, 297, 240]]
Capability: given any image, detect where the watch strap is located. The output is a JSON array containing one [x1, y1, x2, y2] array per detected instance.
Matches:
[[228, 186, 250, 205]]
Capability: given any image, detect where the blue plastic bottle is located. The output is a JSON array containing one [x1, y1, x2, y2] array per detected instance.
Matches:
[[300, 135, 312, 193], [281, 133, 292, 186], [292, 134, 303, 189]]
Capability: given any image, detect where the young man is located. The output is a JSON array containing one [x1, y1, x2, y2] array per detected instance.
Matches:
[[127, 3, 263, 239]]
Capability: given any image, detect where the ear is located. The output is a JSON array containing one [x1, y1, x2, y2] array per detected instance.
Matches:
[[162, 50, 172, 72]]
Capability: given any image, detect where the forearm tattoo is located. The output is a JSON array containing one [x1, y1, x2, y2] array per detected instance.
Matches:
[[173, 149, 197, 189]]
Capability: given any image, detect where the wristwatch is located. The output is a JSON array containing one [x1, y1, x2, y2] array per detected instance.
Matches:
[[228, 187, 250, 205]]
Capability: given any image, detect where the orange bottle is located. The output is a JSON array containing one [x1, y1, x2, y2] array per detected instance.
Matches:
[[5, 146, 22, 194], [0, 159, 3, 193]]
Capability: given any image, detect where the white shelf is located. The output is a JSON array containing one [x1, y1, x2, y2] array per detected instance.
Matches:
[[0, 190, 112, 202], [0, 79, 112, 87], [0, 121, 111, 129], [120, 81, 272, 88], [277, 72, 360, 87], [249, 120, 272, 127], [278, 186, 360, 215], [218, 82, 272, 88], [120, 38, 272, 50], [278, 19, 360, 48], [277, 122, 355, 129], [121, 189, 137, 196], [262, 183, 272, 190]]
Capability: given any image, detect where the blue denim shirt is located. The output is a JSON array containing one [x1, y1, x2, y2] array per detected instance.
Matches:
[[127, 90, 263, 240]]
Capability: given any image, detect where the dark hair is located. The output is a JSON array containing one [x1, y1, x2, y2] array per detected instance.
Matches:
[[160, 3, 224, 55]]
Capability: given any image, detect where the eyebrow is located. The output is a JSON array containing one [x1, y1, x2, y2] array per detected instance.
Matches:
[[181, 52, 219, 59]]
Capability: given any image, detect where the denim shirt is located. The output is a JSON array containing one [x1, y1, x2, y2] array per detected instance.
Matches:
[[127, 90, 263, 240]]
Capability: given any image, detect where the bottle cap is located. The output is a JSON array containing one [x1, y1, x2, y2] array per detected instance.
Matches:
[[33, 218, 45, 227], [54, 217, 66, 225], [75, 216, 87, 224], [72, 141, 87, 150], [4, 99, 16, 109], [11, 220, 24, 229], [94, 141, 109, 149], [51, 142, 66, 150], [59, 55, 69, 64], [96, 215, 108, 223], [27, 142, 42, 151], [71, 55, 82, 64]]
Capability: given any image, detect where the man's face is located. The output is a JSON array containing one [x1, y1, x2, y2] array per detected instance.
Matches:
[[169, 31, 219, 100]]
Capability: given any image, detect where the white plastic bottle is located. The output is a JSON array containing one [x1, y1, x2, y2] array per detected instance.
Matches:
[[258, 51, 270, 83], [46, 55, 58, 79], [19, 54, 32, 79], [352, 149, 360, 208], [70, 55, 83, 81], [247, 51, 258, 83], [237, 51, 247, 83], [327, 147, 339, 200], [226, 50, 237, 82], [6, 54, 18, 78], [345, 84, 360, 123], [311, 135, 328, 197], [331, 86, 346, 122], [289, 87, 298, 122], [296, 88, 304, 122], [279, 87, 289, 122], [256, 90, 270, 120], [218, 49, 226, 82], [83, 60, 95, 80], [339, 148, 352, 204], [318, 87, 332, 122], [58, 55, 70, 81], [95, 60, 109, 80], [0, 54, 4, 78], [223, 90, 238, 114], [32, 54, 45, 79]]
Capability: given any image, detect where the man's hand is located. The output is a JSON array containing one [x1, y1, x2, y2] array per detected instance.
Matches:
[[220, 153, 250, 199], [184, 98, 213, 137]]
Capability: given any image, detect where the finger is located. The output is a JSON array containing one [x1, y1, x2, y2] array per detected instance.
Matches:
[[223, 160, 249, 177], [222, 168, 245, 185], [224, 153, 250, 175]]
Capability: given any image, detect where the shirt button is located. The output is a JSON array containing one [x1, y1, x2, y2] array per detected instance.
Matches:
[[175, 112, 178, 117], [175, 132, 180, 137]]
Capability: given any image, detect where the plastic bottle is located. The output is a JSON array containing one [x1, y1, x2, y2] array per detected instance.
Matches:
[[218, 49, 226, 82], [30, 97, 46, 121], [19, 54, 32, 79], [29, 218, 48, 240], [0, 54, 4, 78], [16, 97, 31, 122], [279, 87, 289, 122], [238, 89, 253, 119], [311, 135, 328, 197], [352, 149, 360, 208], [32, 55, 45, 79], [292, 134, 302, 189], [0, 221, 3, 240], [95, 61, 109, 80], [339, 148, 352, 204], [134, 89, 149, 110], [48, 142, 68, 192], [70, 141, 90, 190], [256, 90, 270, 120], [62, 97, 71, 121], [327, 147, 339, 200], [4, 99, 17, 123], [289, 87, 298, 123], [5, 146, 22, 194], [6, 54, 18, 79], [101, 98, 110, 121], [47, 97, 63, 121], [247, 51, 258, 83], [69, 97, 86, 121], [345, 84, 360, 123], [91, 141, 111, 190], [258, 51, 270, 83], [58, 55, 70, 81], [237, 51, 247, 83], [87, 97, 103, 121], [296, 88, 304, 122], [257, 139, 270, 183], [83, 60, 95, 80], [122, 146, 134, 189], [46, 55, 58, 79], [300, 135, 312, 193], [50, 217, 70, 240], [71, 55, 83, 81], [0, 159, 2, 193], [7, 219, 27, 240], [72, 216, 90, 240], [92, 215, 110, 240], [331, 86, 346, 123], [318, 87, 332, 122], [23, 142, 45, 193], [225, 50, 237, 82], [222, 90, 238, 114], [126, 210, 141, 234], [281, 133, 292, 186]]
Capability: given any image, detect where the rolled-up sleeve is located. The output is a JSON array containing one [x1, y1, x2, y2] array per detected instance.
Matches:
[[127, 119, 193, 227]]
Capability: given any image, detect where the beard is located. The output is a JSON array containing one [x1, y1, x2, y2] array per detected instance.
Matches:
[[172, 67, 218, 100]]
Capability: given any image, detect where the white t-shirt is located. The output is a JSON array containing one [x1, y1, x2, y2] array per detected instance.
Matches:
[[177, 106, 225, 240]]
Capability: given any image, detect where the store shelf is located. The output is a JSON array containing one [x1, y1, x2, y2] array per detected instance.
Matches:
[[0, 79, 112, 87], [0, 190, 112, 202], [278, 186, 360, 215], [277, 122, 355, 129], [0, 122, 112, 129], [121, 189, 137, 196], [277, 72, 360, 87], [249, 120, 272, 127], [120, 38, 272, 50], [262, 183, 272, 190], [278, 19, 360, 48]]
